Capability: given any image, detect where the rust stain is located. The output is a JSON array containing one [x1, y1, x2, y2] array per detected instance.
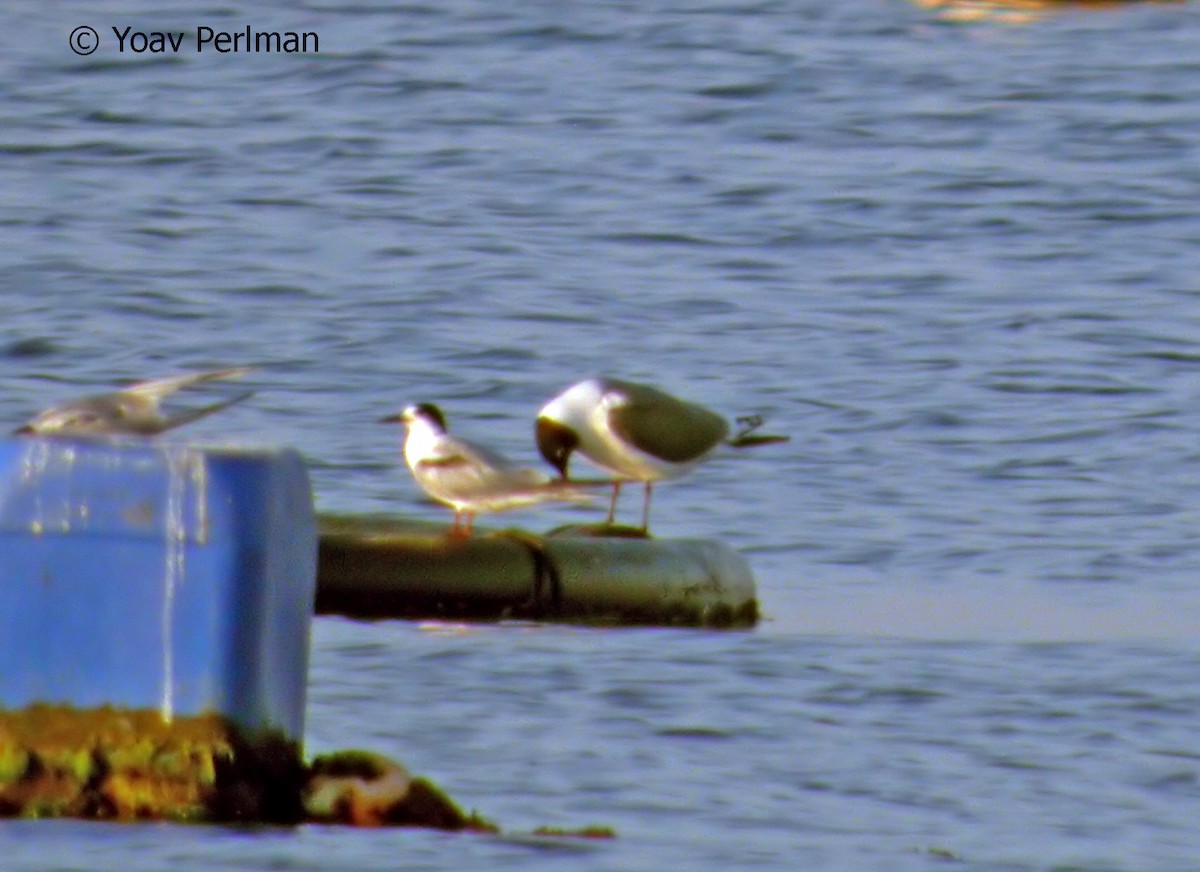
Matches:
[[121, 500, 157, 529]]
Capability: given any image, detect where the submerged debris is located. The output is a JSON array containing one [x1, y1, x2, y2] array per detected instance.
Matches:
[[532, 825, 617, 839]]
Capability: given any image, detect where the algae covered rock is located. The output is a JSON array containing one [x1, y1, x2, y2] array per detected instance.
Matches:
[[0, 705, 302, 823], [0, 708, 493, 830], [303, 750, 495, 830]]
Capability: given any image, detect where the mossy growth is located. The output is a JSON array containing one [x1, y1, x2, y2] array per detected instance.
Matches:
[[0, 706, 495, 830], [0, 704, 302, 823], [0, 706, 606, 836]]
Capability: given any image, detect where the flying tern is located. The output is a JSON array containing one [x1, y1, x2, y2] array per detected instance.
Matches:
[[14, 367, 254, 436]]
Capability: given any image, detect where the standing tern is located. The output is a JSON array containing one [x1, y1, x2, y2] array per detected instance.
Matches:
[[382, 403, 590, 537], [535, 377, 788, 532], [14, 367, 254, 436]]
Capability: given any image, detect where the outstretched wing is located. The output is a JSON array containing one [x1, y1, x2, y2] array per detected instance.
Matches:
[[156, 391, 255, 433], [122, 367, 253, 399]]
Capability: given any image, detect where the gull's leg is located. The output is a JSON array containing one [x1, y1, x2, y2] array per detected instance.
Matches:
[[640, 482, 653, 533], [606, 481, 622, 524]]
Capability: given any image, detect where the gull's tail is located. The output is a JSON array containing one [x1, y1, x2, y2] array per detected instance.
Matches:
[[725, 414, 790, 448]]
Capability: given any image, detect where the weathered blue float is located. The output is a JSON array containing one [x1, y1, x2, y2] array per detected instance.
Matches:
[[0, 437, 317, 738], [0, 437, 331, 821]]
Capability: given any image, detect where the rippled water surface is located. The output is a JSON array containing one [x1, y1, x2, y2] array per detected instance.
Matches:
[[3, 0, 1200, 868]]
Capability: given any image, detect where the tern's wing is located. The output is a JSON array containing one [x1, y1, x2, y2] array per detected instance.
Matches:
[[410, 433, 580, 511], [416, 435, 546, 493], [122, 367, 253, 400], [155, 391, 255, 433]]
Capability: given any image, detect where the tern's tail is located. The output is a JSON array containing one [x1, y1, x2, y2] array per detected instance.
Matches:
[[472, 480, 596, 512], [535, 480, 596, 504]]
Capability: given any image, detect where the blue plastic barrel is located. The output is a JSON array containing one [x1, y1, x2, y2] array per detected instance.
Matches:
[[0, 438, 316, 741]]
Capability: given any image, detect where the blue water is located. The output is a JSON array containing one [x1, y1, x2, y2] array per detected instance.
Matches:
[[3, 0, 1200, 867]]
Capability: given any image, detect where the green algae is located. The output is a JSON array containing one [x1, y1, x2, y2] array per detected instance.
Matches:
[[0, 707, 598, 835], [0, 705, 297, 823], [0, 707, 491, 830]]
